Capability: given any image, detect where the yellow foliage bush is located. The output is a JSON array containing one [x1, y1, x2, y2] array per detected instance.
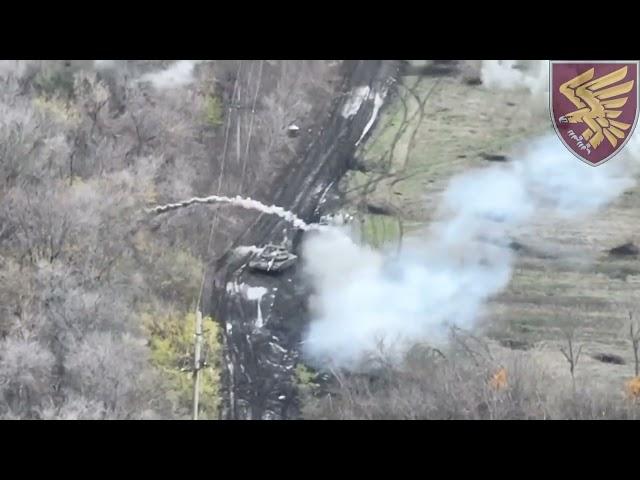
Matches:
[[295, 364, 319, 392], [204, 94, 224, 127], [32, 96, 80, 126], [142, 311, 222, 419]]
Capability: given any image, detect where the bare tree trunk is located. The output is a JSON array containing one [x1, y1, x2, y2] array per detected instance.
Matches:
[[560, 328, 582, 396]]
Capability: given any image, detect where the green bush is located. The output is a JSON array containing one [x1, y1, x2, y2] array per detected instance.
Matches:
[[143, 311, 222, 419], [358, 213, 403, 250], [204, 94, 224, 127], [32, 68, 76, 100], [146, 248, 204, 306], [294, 363, 321, 411]]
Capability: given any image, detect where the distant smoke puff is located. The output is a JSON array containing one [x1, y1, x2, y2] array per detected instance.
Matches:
[[481, 60, 548, 94], [302, 134, 637, 370], [481, 60, 550, 116], [0, 60, 29, 78], [94, 60, 117, 70], [138, 60, 202, 90], [481, 60, 524, 89]]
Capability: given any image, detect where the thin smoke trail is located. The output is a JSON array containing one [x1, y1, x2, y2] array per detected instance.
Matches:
[[148, 194, 326, 232]]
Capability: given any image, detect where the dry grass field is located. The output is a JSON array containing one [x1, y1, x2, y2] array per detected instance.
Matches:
[[342, 62, 640, 401]]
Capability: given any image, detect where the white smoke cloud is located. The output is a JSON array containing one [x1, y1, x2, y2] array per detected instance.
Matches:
[[481, 60, 548, 94], [94, 60, 118, 70], [0, 60, 28, 78], [481, 60, 549, 116], [137, 60, 202, 90], [302, 133, 638, 370]]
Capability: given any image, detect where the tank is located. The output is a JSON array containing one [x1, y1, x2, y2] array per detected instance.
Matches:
[[248, 244, 298, 273]]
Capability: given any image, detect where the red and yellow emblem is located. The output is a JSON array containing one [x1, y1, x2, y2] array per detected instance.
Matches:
[[550, 61, 639, 166]]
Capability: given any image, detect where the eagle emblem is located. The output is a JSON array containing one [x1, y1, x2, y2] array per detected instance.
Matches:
[[550, 62, 639, 166]]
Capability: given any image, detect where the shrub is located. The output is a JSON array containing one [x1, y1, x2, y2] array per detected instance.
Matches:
[[357, 213, 403, 251], [143, 311, 222, 419], [32, 68, 76, 100], [300, 342, 640, 420], [204, 94, 224, 127], [143, 248, 204, 307], [625, 376, 640, 401], [32, 96, 80, 126]]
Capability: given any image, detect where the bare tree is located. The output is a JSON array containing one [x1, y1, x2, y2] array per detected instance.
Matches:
[[559, 325, 583, 394], [0, 60, 347, 419], [629, 311, 640, 377], [0, 337, 55, 418]]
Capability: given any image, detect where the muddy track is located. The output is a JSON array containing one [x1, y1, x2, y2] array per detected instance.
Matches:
[[207, 60, 401, 420]]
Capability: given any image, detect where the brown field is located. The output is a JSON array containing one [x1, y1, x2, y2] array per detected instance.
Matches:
[[344, 62, 640, 399]]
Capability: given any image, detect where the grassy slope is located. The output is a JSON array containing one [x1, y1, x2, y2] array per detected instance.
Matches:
[[346, 69, 640, 394]]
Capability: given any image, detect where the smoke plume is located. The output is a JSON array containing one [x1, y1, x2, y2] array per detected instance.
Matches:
[[137, 60, 203, 90], [481, 60, 548, 94], [481, 60, 549, 116], [302, 132, 639, 370], [149, 194, 331, 232], [93, 60, 118, 70]]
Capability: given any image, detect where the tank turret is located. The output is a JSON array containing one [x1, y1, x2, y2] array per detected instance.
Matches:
[[248, 243, 297, 273]]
